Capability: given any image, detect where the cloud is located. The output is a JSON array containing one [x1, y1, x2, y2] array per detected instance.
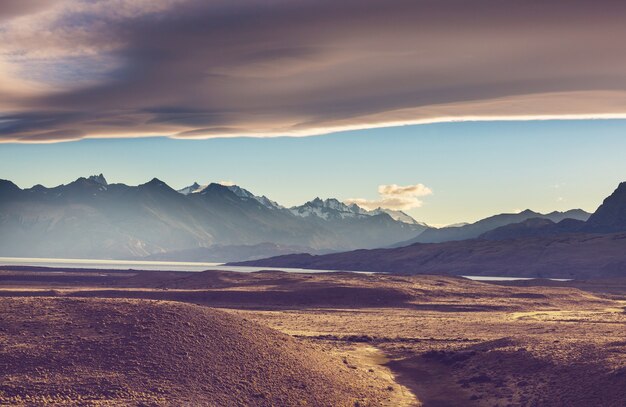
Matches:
[[0, 0, 52, 21], [378, 184, 432, 197], [218, 180, 235, 187], [345, 183, 433, 211], [2, 0, 626, 143]]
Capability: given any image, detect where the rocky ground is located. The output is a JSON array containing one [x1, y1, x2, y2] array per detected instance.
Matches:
[[1, 267, 625, 406], [0, 297, 405, 406]]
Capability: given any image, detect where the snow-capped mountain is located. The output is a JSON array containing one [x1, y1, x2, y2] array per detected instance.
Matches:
[[290, 198, 370, 220], [177, 182, 207, 195], [179, 183, 426, 225], [0, 175, 428, 259], [179, 182, 284, 210], [0, 174, 597, 261], [289, 199, 426, 226], [226, 185, 285, 210]]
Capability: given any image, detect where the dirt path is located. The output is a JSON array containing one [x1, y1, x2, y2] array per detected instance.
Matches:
[[384, 354, 475, 407], [344, 344, 478, 406], [341, 344, 420, 406]]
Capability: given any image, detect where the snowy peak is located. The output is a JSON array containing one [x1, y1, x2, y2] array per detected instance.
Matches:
[[305, 198, 357, 213], [290, 198, 427, 225], [178, 182, 283, 209], [227, 185, 256, 200], [226, 185, 284, 209], [290, 198, 370, 220], [176, 180, 428, 225], [348, 203, 370, 216], [224, 185, 283, 209], [177, 182, 208, 195], [254, 195, 284, 210]]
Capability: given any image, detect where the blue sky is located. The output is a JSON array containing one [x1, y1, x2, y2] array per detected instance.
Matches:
[[2, 119, 625, 226]]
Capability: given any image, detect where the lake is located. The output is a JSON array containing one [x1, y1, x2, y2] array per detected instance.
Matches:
[[0, 257, 570, 281], [0, 256, 356, 274]]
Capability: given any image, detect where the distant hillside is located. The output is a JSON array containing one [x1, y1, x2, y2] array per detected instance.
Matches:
[[232, 233, 626, 279], [393, 209, 591, 246], [479, 183, 626, 241], [478, 218, 585, 240]]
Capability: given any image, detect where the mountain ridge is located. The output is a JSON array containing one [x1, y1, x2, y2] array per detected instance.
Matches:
[[233, 181, 626, 279], [0, 175, 425, 259], [1, 175, 604, 263], [392, 208, 591, 246]]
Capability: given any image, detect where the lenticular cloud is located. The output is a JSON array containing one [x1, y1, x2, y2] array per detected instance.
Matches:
[[2, 0, 626, 143]]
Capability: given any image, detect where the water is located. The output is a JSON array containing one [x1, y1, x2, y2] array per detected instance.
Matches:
[[0, 257, 358, 274], [0, 257, 570, 280], [462, 275, 571, 282]]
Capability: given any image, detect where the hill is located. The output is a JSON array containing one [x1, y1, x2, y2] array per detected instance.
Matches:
[[232, 233, 626, 279], [394, 209, 590, 246], [0, 297, 396, 406]]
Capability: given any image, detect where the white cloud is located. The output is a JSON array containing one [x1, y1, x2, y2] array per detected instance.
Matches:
[[377, 183, 432, 197], [345, 183, 433, 211], [218, 180, 235, 186]]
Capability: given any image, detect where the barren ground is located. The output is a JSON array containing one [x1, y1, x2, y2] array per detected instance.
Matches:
[[1, 267, 625, 406]]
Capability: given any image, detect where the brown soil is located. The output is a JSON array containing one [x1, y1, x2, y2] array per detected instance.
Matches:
[[2, 267, 626, 406], [0, 297, 402, 406]]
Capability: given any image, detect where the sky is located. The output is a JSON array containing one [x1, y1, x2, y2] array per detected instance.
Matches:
[[1, 1, 626, 226], [2, 119, 626, 226], [2, 0, 626, 142]]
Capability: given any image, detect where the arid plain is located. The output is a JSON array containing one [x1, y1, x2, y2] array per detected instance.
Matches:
[[1, 267, 625, 406]]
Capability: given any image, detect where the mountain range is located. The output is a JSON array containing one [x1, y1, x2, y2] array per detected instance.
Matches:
[[233, 182, 626, 279], [0, 175, 426, 260], [392, 208, 590, 246], [0, 174, 601, 263]]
